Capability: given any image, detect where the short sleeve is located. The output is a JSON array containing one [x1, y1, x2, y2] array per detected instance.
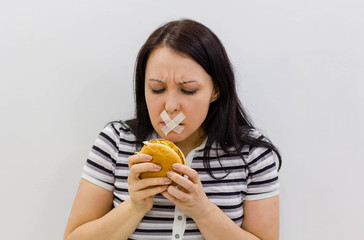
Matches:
[[245, 147, 280, 201], [82, 123, 119, 191]]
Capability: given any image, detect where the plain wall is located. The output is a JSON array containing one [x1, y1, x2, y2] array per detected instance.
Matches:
[[1, 0, 363, 239]]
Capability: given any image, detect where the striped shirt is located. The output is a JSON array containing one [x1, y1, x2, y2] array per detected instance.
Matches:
[[82, 121, 279, 240]]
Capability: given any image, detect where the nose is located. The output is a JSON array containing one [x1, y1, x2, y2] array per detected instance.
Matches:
[[164, 92, 181, 115]]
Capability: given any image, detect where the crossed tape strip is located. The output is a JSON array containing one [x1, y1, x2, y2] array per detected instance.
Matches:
[[160, 110, 185, 136]]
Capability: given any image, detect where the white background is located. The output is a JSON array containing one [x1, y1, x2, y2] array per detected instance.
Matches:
[[1, 1, 363, 239]]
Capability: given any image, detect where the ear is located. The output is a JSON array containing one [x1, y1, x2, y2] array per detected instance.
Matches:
[[210, 87, 219, 103]]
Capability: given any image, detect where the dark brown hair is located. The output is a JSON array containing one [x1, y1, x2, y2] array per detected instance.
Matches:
[[126, 19, 281, 177]]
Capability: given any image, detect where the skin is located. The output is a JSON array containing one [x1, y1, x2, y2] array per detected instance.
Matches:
[[144, 47, 218, 155], [64, 46, 279, 240]]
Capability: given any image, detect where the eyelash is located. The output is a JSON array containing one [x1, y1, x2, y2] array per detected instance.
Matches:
[[151, 89, 165, 94], [181, 89, 197, 95], [151, 89, 197, 95]]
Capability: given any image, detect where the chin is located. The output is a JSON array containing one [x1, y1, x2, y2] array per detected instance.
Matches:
[[161, 132, 185, 142], [156, 130, 186, 142]]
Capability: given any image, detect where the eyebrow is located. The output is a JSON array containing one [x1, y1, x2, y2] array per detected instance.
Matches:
[[179, 80, 197, 85], [147, 79, 163, 83], [146, 79, 197, 85]]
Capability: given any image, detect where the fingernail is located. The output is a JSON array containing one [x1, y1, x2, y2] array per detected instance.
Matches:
[[172, 163, 180, 169], [154, 164, 161, 170], [144, 154, 153, 160], [167, 171, 173, 177]]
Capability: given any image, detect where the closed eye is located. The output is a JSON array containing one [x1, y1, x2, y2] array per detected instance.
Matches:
[[181, 89, 197, 95], [151, 88, 165, 94]]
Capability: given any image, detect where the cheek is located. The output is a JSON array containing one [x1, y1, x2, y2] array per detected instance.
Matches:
[[146, 97, 163, 121], [186, 99, 210, 120]]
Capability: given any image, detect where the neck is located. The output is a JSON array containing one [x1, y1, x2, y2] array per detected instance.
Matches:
[[176, 129, 206, 157]]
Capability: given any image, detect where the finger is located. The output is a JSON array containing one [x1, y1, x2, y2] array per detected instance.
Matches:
[[172, 163, 200, 184], [130, 177, 172, 192], [128, 154, 153, 167], [161, 190, 178, 203], [133, 185, 169, 199], [129, 162, 161, 178], [166, 184, 191, 202], [167, 171, 196, 193]]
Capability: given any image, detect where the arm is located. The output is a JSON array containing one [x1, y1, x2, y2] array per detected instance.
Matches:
[[193, 195, 279, 240], [162, 164, 279, 240], [64, 179, 147, 240], [242, 196, 280, 240], [64, 154, 171, 240], [190, 200, 261, 240]]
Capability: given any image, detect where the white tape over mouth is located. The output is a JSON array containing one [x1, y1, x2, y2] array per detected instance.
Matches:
[[160, 110, 185, 136]]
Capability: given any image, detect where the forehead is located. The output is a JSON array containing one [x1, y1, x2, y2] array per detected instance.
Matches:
[[145, 47, 210, 82]]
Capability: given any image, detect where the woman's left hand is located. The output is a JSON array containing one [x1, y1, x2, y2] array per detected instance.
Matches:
[[161, 163, 213, 219]]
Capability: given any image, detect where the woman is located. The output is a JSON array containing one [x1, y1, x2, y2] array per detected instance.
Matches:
[[64, 19, 282, 240]]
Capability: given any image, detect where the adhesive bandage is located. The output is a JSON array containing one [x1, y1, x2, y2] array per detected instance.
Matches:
[[160, 110, 185, 136]]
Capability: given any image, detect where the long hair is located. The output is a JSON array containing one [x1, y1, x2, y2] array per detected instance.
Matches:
[[126, 19, 281, 177]]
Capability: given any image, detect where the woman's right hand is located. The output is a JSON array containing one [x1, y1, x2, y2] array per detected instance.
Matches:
[[127, 153, 172, 213]]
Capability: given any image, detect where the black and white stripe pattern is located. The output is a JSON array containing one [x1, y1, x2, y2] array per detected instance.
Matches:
[[82, 121, 279, 239]]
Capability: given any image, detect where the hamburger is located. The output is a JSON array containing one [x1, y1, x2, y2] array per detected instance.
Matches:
[[138, 139, 186, 179]]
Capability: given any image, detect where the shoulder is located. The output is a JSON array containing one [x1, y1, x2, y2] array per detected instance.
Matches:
[[239, 130, 280, 200], [246, 128, 270, 142], [97, 120, 137, 148], [240, 127, 273, 148], [240, 128, 279, 168], [103, 120, 135, 137]]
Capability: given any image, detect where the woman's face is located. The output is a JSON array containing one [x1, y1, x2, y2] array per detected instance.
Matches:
[[145, 47, 218, 150]]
